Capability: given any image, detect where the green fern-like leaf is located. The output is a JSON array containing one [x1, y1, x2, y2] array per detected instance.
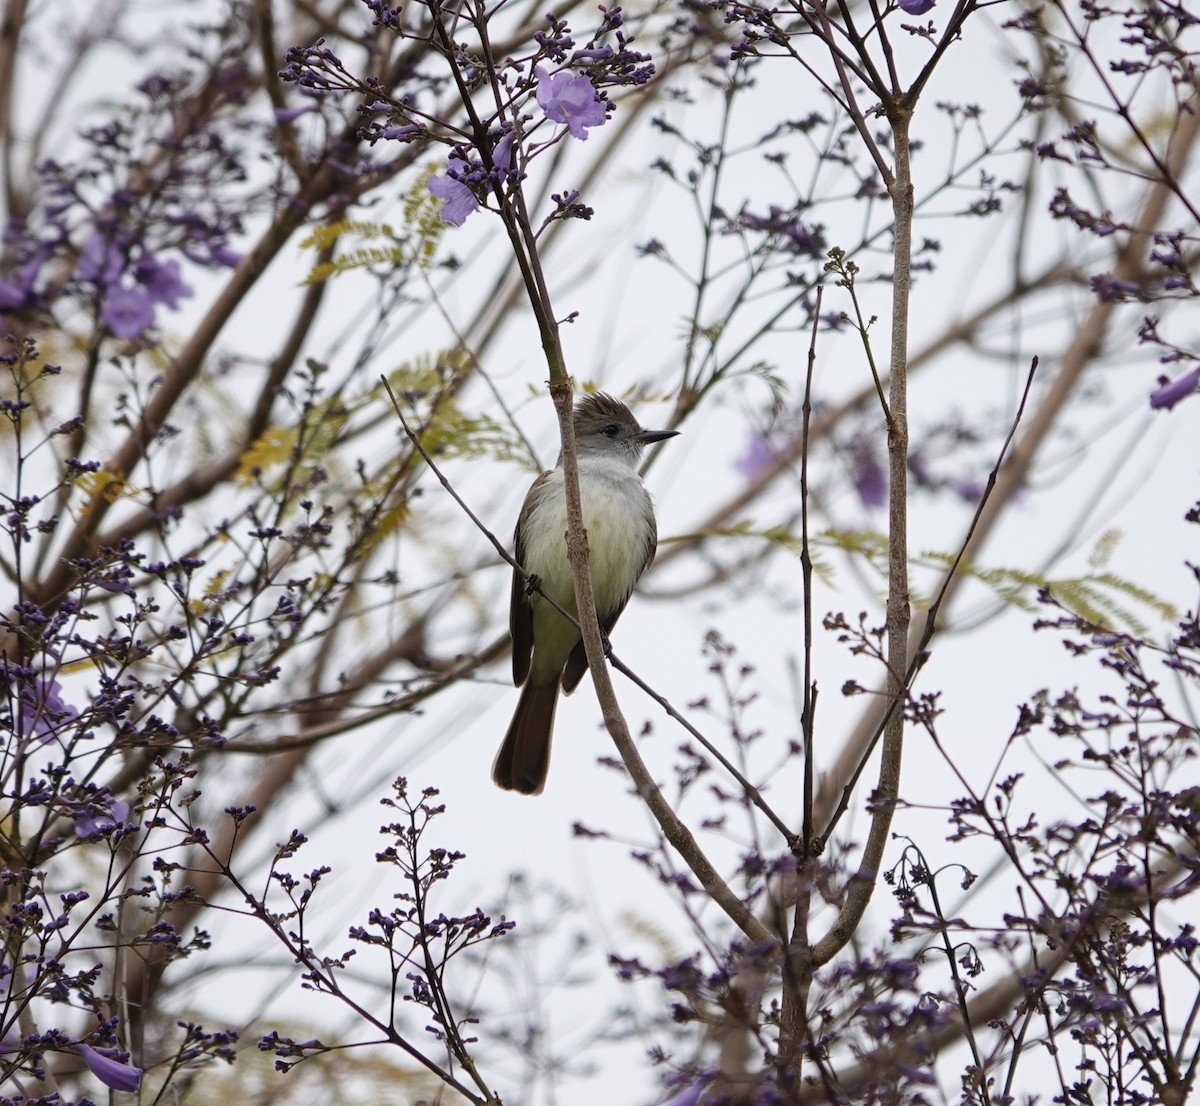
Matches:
[[234, 427, 300, 486], [1088, 572, 1177, 620], [680, 527, 1175, 634], [662, 523, 836, 583], [235, 395, 351, 490], [380, 353, 532, 470], [297, 184, 449, 284], [356, 501, 412, 559], [1089, 528, 1122, 569], [304, 245, 408, 285], [298, 218, 395, 252]]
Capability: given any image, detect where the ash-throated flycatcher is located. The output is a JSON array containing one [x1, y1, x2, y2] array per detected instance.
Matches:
[[493, 393, 678, 795]]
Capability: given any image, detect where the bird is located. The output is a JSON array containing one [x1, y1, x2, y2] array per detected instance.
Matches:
[[493, 393, 677, 794]]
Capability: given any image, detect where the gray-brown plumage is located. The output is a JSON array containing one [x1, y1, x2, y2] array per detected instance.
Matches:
[[493, 394, 677, 794]]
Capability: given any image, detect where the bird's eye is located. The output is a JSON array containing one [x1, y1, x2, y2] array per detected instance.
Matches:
[[603, 424, 620, 437]]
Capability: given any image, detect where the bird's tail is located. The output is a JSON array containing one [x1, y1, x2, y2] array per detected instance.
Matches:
[[492, 678, 560, 795]]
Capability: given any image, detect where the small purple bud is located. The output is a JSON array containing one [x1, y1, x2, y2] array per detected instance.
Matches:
[[274, 104, 317, 123], [209, 245, 243, 268]]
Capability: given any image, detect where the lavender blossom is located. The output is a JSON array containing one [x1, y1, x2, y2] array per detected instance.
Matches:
[[102, 284, 157, 338], [428, 155, 480, 226], [77, 1043, 142, 1092], [77, 232, 128, 287], [736, 434, 780, 479], [1149, 365, 1200, 411], [535, 67, 607, 140], [135, 254, 192, 309], [75, 799, 132, 839], [18, 676, 78, 743]]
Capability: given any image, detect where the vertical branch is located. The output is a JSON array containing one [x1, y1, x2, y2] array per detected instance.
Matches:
[[800, 288, 823, 853], [812, 104, 913, 966], [0, 0, 29, 218], [814, 92, 1200, 837]]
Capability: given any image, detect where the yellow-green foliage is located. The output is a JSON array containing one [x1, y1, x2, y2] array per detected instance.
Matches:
[[233, 351, 530, 527], [378, 355, 533, 470], [678, 524, 1175, 634], [299, 166, 449, 284], [667, 521, 837, 585], [72, 468, 136, 507], [234, 395, 350, 490]]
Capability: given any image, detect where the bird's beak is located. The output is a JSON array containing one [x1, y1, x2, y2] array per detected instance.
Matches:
[[638, 428, 679, 445]]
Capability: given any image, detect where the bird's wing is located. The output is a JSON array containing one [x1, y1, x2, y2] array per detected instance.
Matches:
[[509, 471, 550, 687]]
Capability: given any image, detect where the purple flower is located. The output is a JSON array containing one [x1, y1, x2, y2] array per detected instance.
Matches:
[[736, 434, 779, 479], [274, 104, 317, 123], [0, 260, 42, 312], [898, 0, 936, 12], [493, 132, 515, 174], [952, 476, 983, 503], [77, 232, 128, 287], [535, 67, 607, 140], [77, 1043, 142, 1092], [19, 677, 78, 744], [741, 206, 826, 258], [428, 156, 480, 226], [1149, 365, 1200, 411], [0, 277, 27, 311], [209, 244, 243, 268], [660, 1070, 718, 1106], [102, 285, 156, 338], [661, 1082, 706, 1106], [135, 254, 192, 309], [75, 800, 132, 839], [853, 450, 887, 508], [1090, 272, 1142, 302]]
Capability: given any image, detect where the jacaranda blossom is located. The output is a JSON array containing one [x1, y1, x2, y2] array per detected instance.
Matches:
[[493, 132, 515, 174], [135, 255, 192, 309], [660, 1069, 718, 1106], [77, 1043, 142, 1092], [735, 434, 779, 480], [535, 67, 607, 140], [899, 0, 936, 13], [102, 285, 156, 339], [76, 799, 132, 839], [77, 232, 129, 287], [428, 155, 480, 226], [853, 449, 887, 509], [1149, 365, 1200, 411], [18, 677, 78, 744], [0, 260, 42, 312]]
